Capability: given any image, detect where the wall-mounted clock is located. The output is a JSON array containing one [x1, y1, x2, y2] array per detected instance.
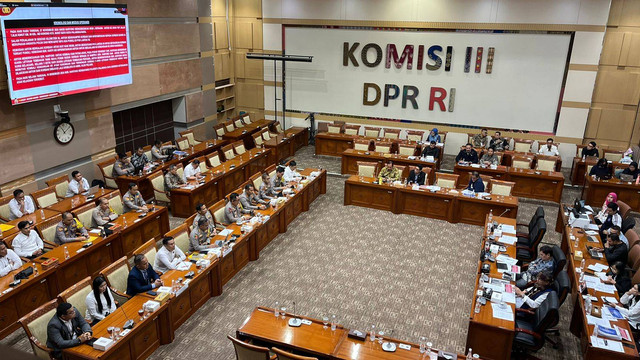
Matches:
[[54, 120, 75, 145]]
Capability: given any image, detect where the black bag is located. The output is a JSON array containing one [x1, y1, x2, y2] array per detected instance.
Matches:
[[14, 266, 33, 280]]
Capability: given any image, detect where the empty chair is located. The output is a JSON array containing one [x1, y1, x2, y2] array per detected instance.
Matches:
[[234, 142, 246, 155], [206, 153, 222, 168], [406, 130, 424, 142], [376, 143, 391, 154], [535, 155, 558, 172], [234, 117, 244, 129], [254, 134, 264, 147], [357, 162, 378, 178], [262, 130, 272, 141], [225, 121, 235, 133], [517, 206, 545, 237], [242, 114, 252, 124], [383, 128, 401, 139], [273, 122, 284, 134], [516, 217, 547, 263], [490, 179, 515, 196], [45, 174, 70, 200], [32, 186, 58, 208], [223, 144, 236, 160], [512, 155, 533, 169], [550, 245, 566, 278], [626, 229, 640, 249], [176, 137, 190, 151], [513, 138, 533, 153], [18, 299, 58, 359], [180, 130, 201, 146], [327, 123, 342, 134], [435, 173, 459, 188], [214, 124, 226, 138], [272, 347, 318, 360], [353, 139, 369, 151], [618, 200, 631, 219], [228, 335, 273, 360], [398, 144, 416, 156], [344, 124, 360, 136], [0, 194, 14, 222], [364, 127, 380, 138]]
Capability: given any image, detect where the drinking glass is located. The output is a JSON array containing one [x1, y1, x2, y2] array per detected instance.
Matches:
[[330, 314, 337, 331], [280, 306, 287, 319], [419, 336, 426, 353], [377, 331, 385, 344], [369, 325, 376, 341], [107, 327, 114, 341], [426, 342, 433, 356], [143, 305, 149, 319], [138, 309, 144, 321], [322, 315, 329, 329], [113, 327, 121, 341], [274, 301, 279, 317]]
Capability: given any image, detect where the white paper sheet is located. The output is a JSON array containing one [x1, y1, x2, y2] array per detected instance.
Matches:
[[499, 225, 516, 234], [586, 315, 611, 328], [590, 335, 624, 353], [491, 303, 514, 321], [498, 236, 517, 245]]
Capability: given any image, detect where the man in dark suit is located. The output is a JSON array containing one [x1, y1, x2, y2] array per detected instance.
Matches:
[[407, 165, 426, 185], [466, 171, 485, 192], [455, 143, 479, 164], [126, 254, 162, 296], [46, 302, 92, 359]]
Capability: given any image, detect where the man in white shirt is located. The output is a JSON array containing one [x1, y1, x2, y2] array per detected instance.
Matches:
[[13, 221, 45, 259], [538, 138, 560, 156], [183, 159, 202, 181], [9, 189, 35, 220], [154, 236, 187, 273], [0, 240, 22, 277], [66, 171, 91, 197], [283, 160, 301, 182]]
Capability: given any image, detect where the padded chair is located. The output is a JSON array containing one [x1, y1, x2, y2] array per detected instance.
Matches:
[[32, 186, 58, 209], [211, 199, 227, 225], [399, 144, 416, 156], [225, 121, 236, 133], [421, 167, 433, 186], [185, 213, 197, 230], [176, 137, 190, 151], [513, 138, 533, 153], [490, 179, 515, 196], [626, 229, 640, 250], [344, 124, 360, 136], [165, 224, 190, 255], [262, 130, 272, 141], [18, 298, 58, 360], [383, 128, 401, 139], [74, 202, 96, 229], [353, 139, 370, 151], [376, 143, 391, 154], [206, 152, 222, 168], [234, 142, 247, 155], [628, 244, 640, 270], [105, 191, 124, 215], [46, 174, 70, 200], [97, 157, 118, 189], [274, 122, 284, 134], [180, 130, 202, 147], [143, 145, 153, 162], [254, 134, 264, 147], [35, 214, 63, 245], [272, 347, 317, 360], [517, 207, 545, 237], [550, 245, 566, 278], [242, 114, 252, 124], [603, 149, 626, 162], [228, 335, 275, 360], [535, 155, 558, 172], [357, 161, 378, 178], [195, 156, 208, 173], [618, 200, 631, 220], [512, 155, 533, 169], [234, 118, 245, 129], [0, 194, 14, 222], [544, 271, 571, 348], [57, 276, 92, 322], [435, 173, 459, 188], [132, 239, 158, 271], [364, 127, 380, 138], [214, 124, 226, 138], [99, 256, 131, 304], [516, 218, 547, 263], [149, 170, 170, 205], [327, 123, 342, 134], [512, 292, 559, 356], [223, 145, 236, 161], [406, 130, 424, 142]]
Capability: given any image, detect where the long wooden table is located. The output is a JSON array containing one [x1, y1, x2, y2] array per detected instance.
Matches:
[[223, 119, 276, 150], [344, 175, 518, 226], [263, 127, 309, 165], [2, 208, 61, 237], [341, 149, 438, 185], [454, 164, 565, 203], [47, 189, 116, 214], [109, 205, 170, 258], [557, 208, 639, 360], [466, 216, 517, 360], [570, 157, 627, 186], [238, 307, 466, 360], [169, 148, 271, 218], [583, 175, 640, 211]]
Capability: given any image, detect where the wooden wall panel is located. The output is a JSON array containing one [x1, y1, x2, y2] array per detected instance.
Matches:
[[87, 111, 117, 155], [127, 0, 198, 18], [214, 20, 229, 49], [234, 0, 261, 18], [110, 64, 161, 105], [158, 59, 203, 94], [0, 132, 35, 184], [236, 22, 254, 49], [130, 24, 201, 60], [186, 92, 204, 122], [236, 81, 264, 108], [212, 0, 226, 17], [618, 0, 640, 27], [600, 31, 624, 65], [621, 32, 640, 66], [0, 90, 25, 132], [592, 68, 640, 105], [594, 107, 636, 141]]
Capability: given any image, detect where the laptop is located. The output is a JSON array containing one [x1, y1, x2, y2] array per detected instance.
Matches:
[[620, 173, 634, 182]]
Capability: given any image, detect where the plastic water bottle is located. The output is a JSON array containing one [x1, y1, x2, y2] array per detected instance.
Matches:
[[474, 297, 481, 314], [369, 325, 376, 341], [585, 296, 592, 314], [40, 209, 45, 219], [64, 246, 70, 259], [580, 258, 586, 271], [32, 262, 38, 276], [466, 348, 473, 360], [123, 217, 127, 228], [488, 209, 493, 222], [274, 301, 279, 317]]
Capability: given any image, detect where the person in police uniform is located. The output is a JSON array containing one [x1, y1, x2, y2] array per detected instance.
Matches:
[[224, 193, 252, 224], [164, 165, 185, 192], [122, 183, 147, 213], [113, 153, 135, 177], [92, 198, 117, 227], [259, 172, 277, 200], [271, 166, 287, 191], [378, 160, 401, 183], [55, 212, 89, 245], [189, 218, 218, 252], [239, 184, 267, 211], [192, 203, 218, 234]]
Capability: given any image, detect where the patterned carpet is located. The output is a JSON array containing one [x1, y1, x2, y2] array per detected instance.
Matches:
[[3, 145, 598, 359]]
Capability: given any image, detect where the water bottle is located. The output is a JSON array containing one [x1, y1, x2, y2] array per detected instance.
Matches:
[[479, 277, 485, 288], [40, 209, 45, 219], [123, 217, 127, 228], [466, 348, 473, 360], [488, 209, 493, 222], [274, 301, 279, 317], [32, 262, 38, 276], [582, 155, 586, 161], [474, 297, 481, 313], [580, 258, 586, 271], [585, 296, 592, 314], [64, 246, 69, 259]]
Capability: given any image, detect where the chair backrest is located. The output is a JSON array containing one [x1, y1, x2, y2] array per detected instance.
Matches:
[[242, 114, 252, 124], [19, 298, 58, 360], [262, 130, 271, 141], [97, 157, 118, 189], [0, 194, 14, 221], [46, 174, 70, 199], [222, 144, 236, 160], [75, 202, 96, 229], [149, 170, 170, 203], [528, 206, 545, 233], [195, 156, 208, 173], [225, 121, 235, 133], [327, 123, 342, 134], [398, 145, 416, 156], [550, 245, 566, 277], [132, 239, 158, 269], [383, 128, 400, 139], [176, 137, 190, 151], [532, 291, 559, 339], [211, 199, 227, 225], [180, 131, 199, 147], [272, 347, 318, 360], [421, 167, 433, 185], [143, 145, 153, 162], [165, 224, 190, 254], [364, 127, 380, 138], [32, 186, 58, 208], [228, 335, 270, 360], [435, 173, 459, 188], [100, 256, 130, 295], [344, 124, 360, 136], [57, 276, 92, 321], [274, 122, 283, 133], [536, 155, 558, 172], [357, 161, 378, 178], [551, 270, 570, 307], [215, 124, 226, 137], [376, 143, 391, 154], [234, 118, 244, 128], [35, 214, 63, 244], [234, 142, 246, 155], [513, 138, 533, 153], [628, 244, 640, 269], [406, 130, 424, 142], [512, 155, 533, 169], [626, 229, 640, 249], [529, 218, 547, 249], [253, 134, 264, 146], [618, 200, 631, 219], [250, 173, 263, 191], [603, 148, 626, 162], [353, 139, 369, 151], [489, 179, 515, 196], [206, 152, 222, 168]]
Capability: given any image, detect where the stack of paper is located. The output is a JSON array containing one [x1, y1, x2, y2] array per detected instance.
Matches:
[[595, 283, 617, 294], [587, 315, 611, 328], [491, 303, 514, 321], [587, 263, 609, 272], [498, 235, 517, 245], [590, 336, 624, 352], [500, 225, 516, 234]]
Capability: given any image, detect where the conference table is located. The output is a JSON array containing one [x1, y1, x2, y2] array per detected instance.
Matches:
[[557, 208, 639, 360], [222, 119, 276, 150], [570, 158, 627, 186], [263, 127, 309, 165], [237, 307, 466, 360], [454, 164, 565, 203], [466, 216, 517, 360], [169, 148, 271, 218], [583, 175, 640, 211], [1, 208, 61, 237], [501, 150, 563, 172], [341, 149, 438, 185], [108, 205, 170, 258], [47, 188, 116, 214], [344, 175, 518, 226]]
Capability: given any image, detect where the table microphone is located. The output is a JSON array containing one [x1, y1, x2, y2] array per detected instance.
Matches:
[[288, 301, 302, 327], [497, 209, 510, 218], [121, 307, 135, 330]]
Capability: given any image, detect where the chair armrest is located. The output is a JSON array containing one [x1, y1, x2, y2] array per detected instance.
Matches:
[[43, 240, 58, 248], [110, 287, 131, 301], [516, 308, 535, 316], [29, 335, 54, 357], [270, 355, 277, 360], [516, 245, 532, 251], [0, 214, 10, 223], [514, 327, 542, 340], [516, 232, 528, 238]]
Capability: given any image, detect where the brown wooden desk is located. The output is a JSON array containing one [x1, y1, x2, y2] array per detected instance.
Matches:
[[507, 168, 564, 203], [344, 176, 518, 226], [341, 149, 437, 185], [63, 296, 172, 360], [583, 175, 640, 211], [556, 208, 639, 360], [263, 127, 309, 165], [570, 158, 627, 186], [454, 164, 509, 186], [502, 151, 562, 172], [238, 307, 466, 360], [2, 209, 61, 237], [466, 216, 517, 360], [109, 205, 170, 258], [223, 126, 263, 149], [47, 189, 115, 214]]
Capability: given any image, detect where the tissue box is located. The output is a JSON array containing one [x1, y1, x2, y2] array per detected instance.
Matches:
[[154, 292, 170, 305], [143, 300, 161, 312], [196, 259, 210, 268], [574, 251, 583, 261], [93, 337, 114, 351]]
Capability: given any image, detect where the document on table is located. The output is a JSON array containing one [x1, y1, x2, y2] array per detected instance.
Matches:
[[590, 335, 624, 353], [584, 275, 601, 288], [587, 315, 611, 328], [491, 303, 514, 321], [499, 225, 516, 234], [218, 229, 233, 236], [498, 235, 517, 245], [595, 283, 617, 294], [587, 263, 609, 272], [585, 224, 600, 231], [496, 254, 518, 266], [603, 296, 619, 304]]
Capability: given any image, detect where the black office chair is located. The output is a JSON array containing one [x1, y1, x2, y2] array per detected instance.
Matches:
[[622, 217, 635, 235], [517, 206, 544, 238], [550, 245, 566, 278], [545, 271, 570, 348], [516, 218, 547, 263], [512, 292, 560, 359]]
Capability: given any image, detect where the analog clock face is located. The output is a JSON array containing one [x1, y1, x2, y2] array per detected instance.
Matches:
[[55, 122, 74, 144]]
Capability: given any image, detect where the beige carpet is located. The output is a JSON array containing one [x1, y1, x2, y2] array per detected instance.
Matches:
[[2, 145, 597, 359]]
